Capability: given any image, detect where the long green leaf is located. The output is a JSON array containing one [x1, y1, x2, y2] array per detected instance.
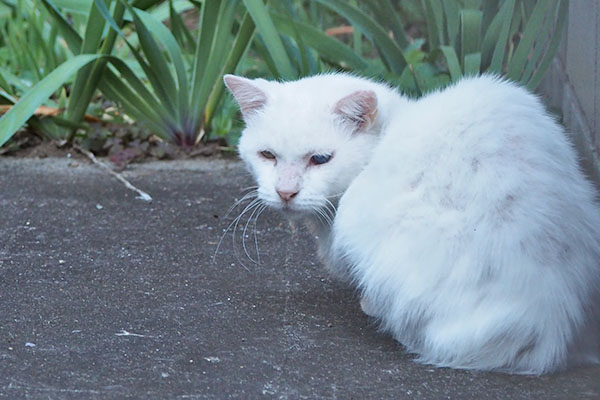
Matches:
[[40, 0, 83, 53], [93, 0, 177, 116], [463, 52, 481, 76], [363, 0, 409, 49], [508, 0, 551, 81], [125, 2, 178, 111], [104, 56, 176, 128], [269, 11, 368, 71], [168, 0, 194, 50], [191, 0, 238, 135], [422, 0, 445, 48], [0, 54, 100, 148], [439, 45, 462, 81], [136, 7, 189, 123], [442, 0, 460, 48], [460, 9, 482, 69], [190, 0, 220, 112], [481, 0, 515, 72], [520, 0, 558, 84], [67, 0, 125, 137], [527, 0, 568, 90], [204, 11, 255, 126], [242, 0, 296, 79], [315, 0, 407, 74]]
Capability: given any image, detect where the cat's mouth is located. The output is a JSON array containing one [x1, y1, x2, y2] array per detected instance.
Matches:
[[267, 199, 312, 216], [277, 202, 306, 215]]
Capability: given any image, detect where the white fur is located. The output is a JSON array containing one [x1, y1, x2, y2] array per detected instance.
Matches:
[[226, 73, 600, 375]]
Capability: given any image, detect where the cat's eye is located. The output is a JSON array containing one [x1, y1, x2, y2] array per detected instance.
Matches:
[[310, 154, 332, 166], [259, 150, 276, 160]]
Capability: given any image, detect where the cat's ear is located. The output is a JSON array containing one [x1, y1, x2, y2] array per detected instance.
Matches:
[[223, 74, 267, 120], [333, 90, 378, 133]]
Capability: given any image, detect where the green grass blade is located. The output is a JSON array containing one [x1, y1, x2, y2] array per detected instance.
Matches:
[[508, 0, 551, 82], [136, 7, 189, 123], [439, 45, 462, 81], [481, 0, 514, 72], [29, 16, 56, 73], [269, 11, 368, 71], [51, 0, 94, 14], [191, 0, 238, 134], [252, 36, 280, 77], [190, 0, 220, 108], [66, 0, 118, 130], [93, 0, 177, 116], [520, 0, 558, 84], [0, 69, 31, 95], [489, 0, 515, 73], [481, 0, 500, 33], [0, 69, 13, 95], [281, 0, 313, 76], [422, 0, 445, 48], [527, 0, 568, 90], [442, 0, 460, 48], [105, 56, 176, 127], [363, 0, 409, 48], [40, 0, 84, 53], [315, 0, 407, 74], [79, 0, 108, 54], [131, 0, 164, 10], [463, 0, 483, 10], [460, 9, 482, 69], [102, 59, 176, 137], [204, 11, 255, 126], [463, 52, 481, 76], [0, 54, 100, 148], [168, 0, 194, 50], [242, 0, 296, 79], [125, 3, 179, 110]]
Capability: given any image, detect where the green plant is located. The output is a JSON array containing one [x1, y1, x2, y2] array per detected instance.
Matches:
[[0, 0, 256, 149], [0, 0, 74, 140], [0, 0, 570, 151], [315, 0, 568, 95], [242, 0, 372, 80]]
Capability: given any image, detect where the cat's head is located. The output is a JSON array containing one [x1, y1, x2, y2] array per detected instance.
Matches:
[[224, 74, 391, 218]]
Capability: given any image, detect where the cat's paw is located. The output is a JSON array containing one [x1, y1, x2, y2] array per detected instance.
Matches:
[[360, 296, 378, 317]]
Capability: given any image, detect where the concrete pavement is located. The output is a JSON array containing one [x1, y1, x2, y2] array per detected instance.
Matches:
[[1, 157, 599, 399]]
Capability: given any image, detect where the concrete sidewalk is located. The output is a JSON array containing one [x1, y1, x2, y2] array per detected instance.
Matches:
[[1, 157, 599, 399]]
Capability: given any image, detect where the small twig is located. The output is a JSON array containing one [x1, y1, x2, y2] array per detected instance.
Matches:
[[73, 144, 152, 202], [115, 329, 151, 338], [0, 137, 29, 155]]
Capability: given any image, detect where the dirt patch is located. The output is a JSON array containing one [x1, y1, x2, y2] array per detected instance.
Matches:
[[1, 130, 234, 169]]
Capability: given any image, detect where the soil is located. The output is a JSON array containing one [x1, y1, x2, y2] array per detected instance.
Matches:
[[1, 130, 233, 168]]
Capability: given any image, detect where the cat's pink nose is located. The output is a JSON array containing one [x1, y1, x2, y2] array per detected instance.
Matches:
[[277, 190, 299, 202]]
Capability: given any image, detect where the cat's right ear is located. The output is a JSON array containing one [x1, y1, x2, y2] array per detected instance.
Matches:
[[333, 90, 378, 134], [223, 75, 267, 121]]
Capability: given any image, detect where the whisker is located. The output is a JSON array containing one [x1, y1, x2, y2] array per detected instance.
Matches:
[[311, 205, 333, 227], [231, 198, 262, 269], [252, 204, 268, 264], [319, 207, 334, 226], [240, 185, 259, 192], [323, 199, 337, 221], [223, 190, 258, 219], [241, 200, 264, 264], [213, 195, 260, 264]]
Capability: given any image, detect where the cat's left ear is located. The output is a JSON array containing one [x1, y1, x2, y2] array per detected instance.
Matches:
[[333, 90, 378, 133], [224, 74, 268, 121]]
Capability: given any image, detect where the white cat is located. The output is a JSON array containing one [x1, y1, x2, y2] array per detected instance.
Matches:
[[224, 73, 600, 375]]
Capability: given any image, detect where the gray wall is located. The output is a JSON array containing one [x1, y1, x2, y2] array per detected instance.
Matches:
[[539, 0, 600, 185]]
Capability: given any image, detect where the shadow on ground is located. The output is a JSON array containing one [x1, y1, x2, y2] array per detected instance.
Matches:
[[1, 157, 599, 399]]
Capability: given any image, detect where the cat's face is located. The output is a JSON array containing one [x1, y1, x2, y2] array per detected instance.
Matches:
[[224, 75, 381, 218]]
